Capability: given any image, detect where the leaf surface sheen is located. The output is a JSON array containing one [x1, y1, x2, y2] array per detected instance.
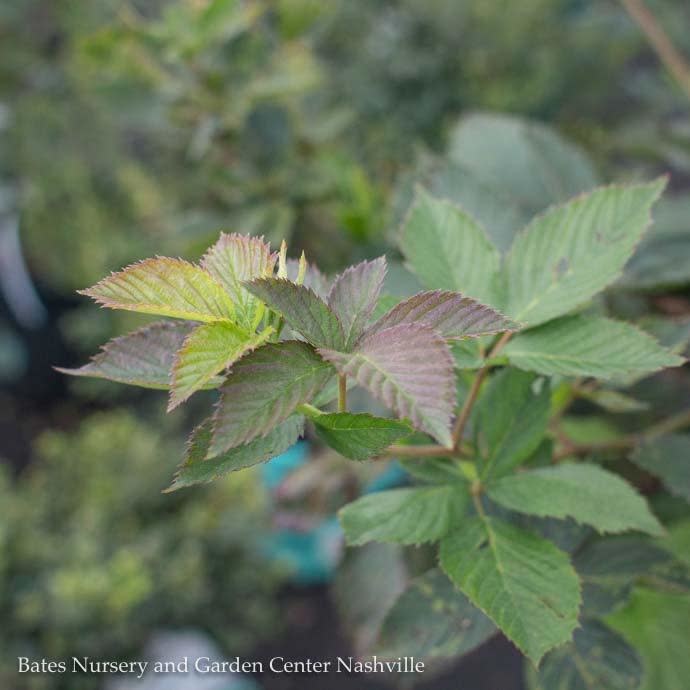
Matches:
[[57, 321, 200, 389], [487, 462, 664, 536], [210, 340, 333, 456], [439, 515, 581, 665], [504, 180, 666, 327], [80, 257, 236, 322], [368, 289, 516, 340], [328, 256, 387, 348], [504, 315, 684, 379], [245, 277, 346, 349], [319, 323, 456, 446], [339, 485, 469, 546]]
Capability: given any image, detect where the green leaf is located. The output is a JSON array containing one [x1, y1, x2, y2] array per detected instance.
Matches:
[[526, 621, 643, 690], [440, 515, 581, 665], [399, 188, 502, 308], [371, 294, 402, 322], [437, 113, 599, 252], [327, 257, 387, 348], [504, 315, 683, 379], [607, 588, 690, 690], [503, 180, 666, 327], [169, 322, 273, 410], [488, 463, 664, 536], [339, 485, 469, 546], [369, 289, 517, 340], [475, 369, 550, 480], [574, 536, 674, 615], [165, 415, 303, 491], [667, 519, 690, 568], [376, 569, 496, 659], [400, 457, 468, 484], [333, 543, 407, 654], [631, 435, 690, 503], [56, 321, 209, 390], [200, 233, 275, 330], [245, 277, 346, 349], [304, 411, 412, 461], [581, 389, 649, 414], [210, 341, 333, 455], [80, 257, 236, 322], [451, 340, 484, 370], [319, 323, 456, 445], [621, 196, 690, 290]]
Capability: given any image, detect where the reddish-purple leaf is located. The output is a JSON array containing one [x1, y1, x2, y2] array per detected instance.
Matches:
[[328, 256, 387, 348], [210, 341, 334, 456], [57, 321, 202, 390], [245, 278, 346, 349], [367, 290, 516, 341], [319, 324, 456, 446]]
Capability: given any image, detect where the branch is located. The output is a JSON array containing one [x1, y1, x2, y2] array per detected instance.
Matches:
[[451, 331, 513, 449], [620, 0, 690, 100]]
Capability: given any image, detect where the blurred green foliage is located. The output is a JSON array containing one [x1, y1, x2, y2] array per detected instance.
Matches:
[[5, 0, 688, 296], [0, 410, 283, 690]]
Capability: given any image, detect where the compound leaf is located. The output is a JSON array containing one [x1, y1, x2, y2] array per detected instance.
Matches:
[[504, 180, 665, 327], [57, 321, 200, 390], [305, 410, 412, 461], [80, 257, 235, 322], [487, 463, 664, 536], [440, 516, 581, 665], [169, 322, 273, 410], [369, 290, 517, 340], [504, 315, 684, 379], [319, 323, 456, 446], [210, 340, 333, 455], [376, 569, 496, 659], [339, 485, 469, 546], [245, 277, 346, 349], [200, 233, 275, 329], [166, 416, 303, 491], [328, 256, 387, 348], [400, 188, 502, 308]]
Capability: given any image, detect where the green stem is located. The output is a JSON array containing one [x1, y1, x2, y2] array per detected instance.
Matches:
[[452, 331, 513, 449], [338, 374, 347, 413], [298, 403, 322, 418], [471, 489, 486, 518]]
